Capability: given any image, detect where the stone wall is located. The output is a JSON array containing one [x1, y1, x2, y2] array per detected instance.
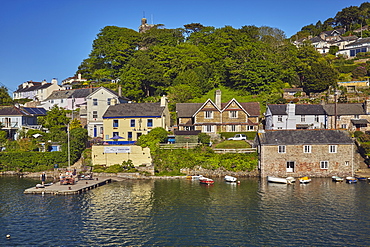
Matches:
[[260, 143, 358, 177]]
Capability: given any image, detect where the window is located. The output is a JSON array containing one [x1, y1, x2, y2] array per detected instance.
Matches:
[[61, 99, 64, 103], [130, 119, 135, 127], [229, 111, 237, 118], [341, 124, 347, 129], [205, 111, 213, 119], [107, 98, 111, 105], [113, 120, 119, 128], [354, 115, 359, 119], [329, 145, 337, 153], [278, 145, 286, 153], [301, 115, 306, 122], [277, 127, 283, 130], [51, 100, 54, 104], [92, 111, 98, 119], [147, 119, 153, 127], [320, 161, 328, 169], [105, 135, 109, 140], [100, 127, 103, 134], [204, 125, 213, 132], [345, 161, 349, 166], [277, 115, 283, 122], [230, 125, 236, 132], [247, 125, 254, 131], [303, 145, 311, 153], [128, 132, 132, 140], [336, 115, 341, 120], [112, 132, 119, 138], [93, 99, 98, 106], [315, 115, 319, 122]]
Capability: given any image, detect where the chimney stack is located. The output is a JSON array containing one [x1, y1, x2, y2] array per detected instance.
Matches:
[[215, 90, 221, 109]]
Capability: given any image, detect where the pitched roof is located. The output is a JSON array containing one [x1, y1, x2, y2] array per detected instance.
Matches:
[[14, 82, 52, 93], [267, 104, 326, 115], [323, 103, 365, 115], [257, 129, 353, 145], [176, 101, 260, 117], [45, 88, 99, 100], [103, 102, 165, 118], [0, 106, 46, 116], [346, 37, 370, 47]]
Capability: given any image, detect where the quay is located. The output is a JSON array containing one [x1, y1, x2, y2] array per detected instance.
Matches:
[[24, 178, 112, 195]]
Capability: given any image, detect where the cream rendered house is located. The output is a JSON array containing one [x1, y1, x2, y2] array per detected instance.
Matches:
[[13, 78, 61, 101], [86, 87, 129, 138], [102, 96, 170, 142]]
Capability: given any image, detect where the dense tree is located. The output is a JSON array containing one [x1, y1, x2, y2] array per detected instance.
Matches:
[[335, 6, 360, 30], [38, 105, 70, 130], [0, 86, 13, 105]]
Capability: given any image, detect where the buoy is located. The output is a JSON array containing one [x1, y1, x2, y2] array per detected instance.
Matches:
[[42, 191, 45, 196], [6, 234, 10, 239], [237, 181, 241, 184]]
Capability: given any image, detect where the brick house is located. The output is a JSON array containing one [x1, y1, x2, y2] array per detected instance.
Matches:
[[176, 90, 260, 135], [255, 129, 356, 178]]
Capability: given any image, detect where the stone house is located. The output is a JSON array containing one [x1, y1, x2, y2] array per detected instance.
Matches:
[[265, 103, 326, 130], [282, 88, 306, 100], [255, 129, 356, 178], [323, 101, 370, 131], [102, 95, 170, 142], [176, 90, 260, 135]]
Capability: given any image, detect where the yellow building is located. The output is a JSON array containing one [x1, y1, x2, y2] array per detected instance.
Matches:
[[102, 95, 170, 142], [337, 80, 369, 92]]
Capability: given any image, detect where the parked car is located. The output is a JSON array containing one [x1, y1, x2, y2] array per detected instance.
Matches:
[[227, 134, 247, 141]]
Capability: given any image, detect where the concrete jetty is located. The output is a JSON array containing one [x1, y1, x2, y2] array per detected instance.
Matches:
[[24, 178, 112, 195]]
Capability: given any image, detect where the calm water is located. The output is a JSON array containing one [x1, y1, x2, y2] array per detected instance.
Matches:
[[1, 176, 370, 246]]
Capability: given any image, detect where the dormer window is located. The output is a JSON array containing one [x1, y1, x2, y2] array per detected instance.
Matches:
[[229, 111, 237, 118]]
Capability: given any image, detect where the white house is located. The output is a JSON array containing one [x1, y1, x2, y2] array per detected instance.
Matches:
[[265, 103, 327, 130], [13, 78, 61, 101]]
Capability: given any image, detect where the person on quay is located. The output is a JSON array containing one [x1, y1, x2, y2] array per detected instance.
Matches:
[[40, 172, 46, 185]]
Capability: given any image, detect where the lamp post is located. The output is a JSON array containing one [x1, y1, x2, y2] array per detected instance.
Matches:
[[67, 123, 71, 172]]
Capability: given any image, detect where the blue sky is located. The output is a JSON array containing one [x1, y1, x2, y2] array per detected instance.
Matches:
[[0, 0, 366, 94]]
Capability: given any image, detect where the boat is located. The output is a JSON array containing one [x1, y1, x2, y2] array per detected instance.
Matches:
[[299, 176, 312, 184], [332, 176, 344, 182], [186, 175, 204, 180], [346, 177, 357, 183], [355, 176, 367, 181], [224, 175, 237, 183], [199, 177, 214, 185], [267, 176, 296, 184]]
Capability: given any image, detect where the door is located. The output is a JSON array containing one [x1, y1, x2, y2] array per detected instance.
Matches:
[[286, 161, 295, 173], [93, 125, 97, 137]]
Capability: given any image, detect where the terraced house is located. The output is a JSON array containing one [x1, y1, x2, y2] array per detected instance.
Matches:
[[176, 90, 260, 135]]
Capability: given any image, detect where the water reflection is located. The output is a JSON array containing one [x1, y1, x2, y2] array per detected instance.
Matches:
[[0, 177, 370, 246]]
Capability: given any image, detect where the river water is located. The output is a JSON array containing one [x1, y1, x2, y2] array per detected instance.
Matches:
[[0, 176, 369, 246]]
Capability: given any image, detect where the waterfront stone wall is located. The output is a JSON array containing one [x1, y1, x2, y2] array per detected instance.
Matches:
[[259, 143, 358, 178]]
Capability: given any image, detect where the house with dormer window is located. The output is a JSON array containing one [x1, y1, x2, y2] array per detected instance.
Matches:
[[176, 90, 260, 135]]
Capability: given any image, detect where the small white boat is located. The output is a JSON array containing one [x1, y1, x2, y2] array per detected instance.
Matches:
[[186, 175, 204, 180], [346, 177, 357, 183], [299, 176, 312, 184], [224, 175, 237, 182], [332, 176, 344, 182], [267, 176, 295, 184]]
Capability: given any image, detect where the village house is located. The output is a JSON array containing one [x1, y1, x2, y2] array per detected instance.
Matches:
[[264, 103, 326, 130], [255, 129, 357, 178], [0, 105, 46, 140], [176, 90, 260, 136], [337, 80, 369, 92], [85, 87, 129, 138], [61, 73, 87, 89], [282, 88, 306, 100], [13, 78, 61, 101], [336, 37, 370, 57], [323, 101, 370, 131], [102, 95, 170, 142]]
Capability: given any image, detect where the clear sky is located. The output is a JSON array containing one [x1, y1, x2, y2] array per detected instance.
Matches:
[[0, 0, 366, 94]]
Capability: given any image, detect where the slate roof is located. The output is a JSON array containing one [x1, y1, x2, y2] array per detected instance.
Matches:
[[0, 106, 46, 116], [46, 88, 99, 100], [257, 129, 353, 145], [283, 88, 303, 92], [267, 104, 326, 115], [323, 103, 365, 115], [103, 102, 165, 118], [14, 82, 52, 93], [346, 37, 370, 47]]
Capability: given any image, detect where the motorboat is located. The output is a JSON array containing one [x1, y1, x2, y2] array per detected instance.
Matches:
[[267, 176, 295, 184], [186, 175, 204, 180], [199, 177, 214, 185], [346, 177, 357, 183], [332, 176, 344, 182], [224, 175, 237, 182], [299, 176, 312, 184]]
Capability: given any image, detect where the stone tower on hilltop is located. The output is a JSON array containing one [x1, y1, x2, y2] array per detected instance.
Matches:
[[139, 18, 154, 33]]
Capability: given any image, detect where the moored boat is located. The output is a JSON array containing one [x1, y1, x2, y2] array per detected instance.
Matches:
[[346, 177, 357, 183], [186, 175, 204, 180], [267, 176, 295, 184], [199, 177, 214, 185], [332, 176, 344, 182], [224, 175, 237, 183], [355, 176, 367, 181], [299, 176, 311, 184]]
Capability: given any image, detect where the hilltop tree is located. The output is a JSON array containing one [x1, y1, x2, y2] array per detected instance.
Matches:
[[0, 86, 13, 105]]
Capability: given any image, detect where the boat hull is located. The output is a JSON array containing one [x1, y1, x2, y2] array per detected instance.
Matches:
[[267, 176, 295, 184], [346, 177, 357, 183], [224, 175, 237, 182]]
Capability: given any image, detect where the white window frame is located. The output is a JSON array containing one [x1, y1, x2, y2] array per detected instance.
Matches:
[[303, 145, 311, 153], [341, 124, 347, 129], [277, 115, 283, 122], [329, 145, 337, 153], [93, 99, 98, 106], [204, 125, 214, 133], [320, 161, 329, 169], [354, 115, 359, 119], [230, 125, 236, 132], [315, 115, 319, 122], [301, 115, 306, 122], [92, 111, 98, 119], [229, 111, 237, 118], [278, 145, 286, 153], [345, 161, 349, 166], [205, 111, 213, 119]]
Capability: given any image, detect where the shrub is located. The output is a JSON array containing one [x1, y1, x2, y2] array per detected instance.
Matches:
[[354, 131, 364, 138]]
